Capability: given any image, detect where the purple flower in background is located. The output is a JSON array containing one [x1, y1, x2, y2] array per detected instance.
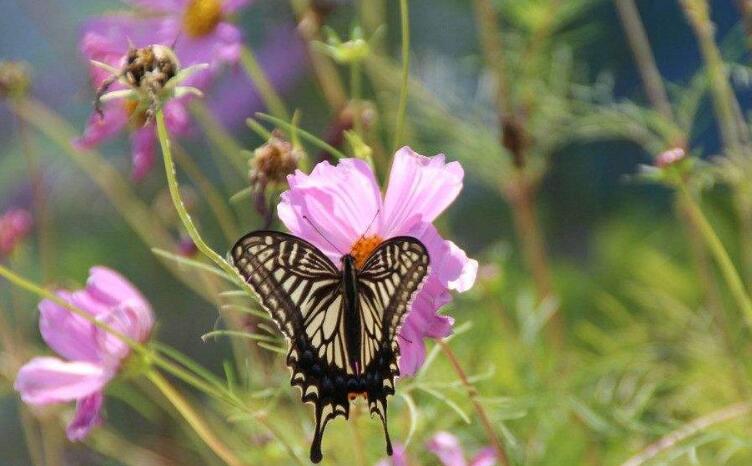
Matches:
[[427, 432, 497, 466], [0, 208, 32, 258], [278, 147, 478, 376], [15, 267, 154, 440], [375, 444, 409, 466]]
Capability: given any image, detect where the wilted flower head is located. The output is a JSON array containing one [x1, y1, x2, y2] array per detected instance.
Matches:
[[14, 267, 154, 440], [427, 432, 497, 466], [278, 146, 478, 375], [0, 61, 31, 100], [656, 147, 686, 168], [249, 130, 302, 221], [0, 208, 33, 258], [74, 39, 198, 181]]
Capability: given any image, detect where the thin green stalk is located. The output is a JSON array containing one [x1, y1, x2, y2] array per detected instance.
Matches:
[[679, 185, 752, 327], [16, 109, 53, 281], [392, 0, 410, 151], [239, 46, 289, 121], [254, 113, 346, 159], [10, 99, 216, 304], [156, 110, 245, 283], [438, 340, 510, 466], [289, 0, 347, 110], [147, 371, 246, 466], [190, 101, 247, 175], [350, 60, 363, 137], [173, 143, 239, 241], [0, 264, 234, 404], [680, 0, 750, 152], [614, 0, 674, 120]]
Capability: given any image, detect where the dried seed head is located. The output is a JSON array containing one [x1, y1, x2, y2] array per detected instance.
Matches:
[[95, 44, 181, 122], [0, 61, 31, 100], [249, 131, 303, 224], [250, 131, 302, 187]]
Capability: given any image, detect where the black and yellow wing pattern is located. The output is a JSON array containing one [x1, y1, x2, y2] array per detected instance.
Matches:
[[231, 231, 429, 463]]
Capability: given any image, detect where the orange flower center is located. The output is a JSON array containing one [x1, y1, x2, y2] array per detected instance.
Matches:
[[183, 0, 223, 38], [350, 235, 382, 269], [123, 99, 147, 128]]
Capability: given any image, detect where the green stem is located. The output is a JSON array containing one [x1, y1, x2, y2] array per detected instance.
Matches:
[[239, 46, 290, 121], [173, 143, 239, 241], [679, 185, 752, 327], [10, 99, 216, 304], [438, 341, 511, 466], [350, 60, 363, 137], [155, 109, 245, 286], [392, 0, 410, 151], [254, 113, 346, 159], [147, 371, 246, 466]]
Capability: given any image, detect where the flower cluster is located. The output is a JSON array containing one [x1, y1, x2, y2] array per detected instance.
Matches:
[[14, 267, 154, 440], [278, 146, 478, 375]]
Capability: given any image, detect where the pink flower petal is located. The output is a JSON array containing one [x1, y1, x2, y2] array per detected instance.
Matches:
[[382, 147, 464, 237], [130, 126, 157, 182], [427, 432, 468, 466], [86, 267, 149, 310], [375, 444, 409, 466], [39, 293, 102, 363], [470, 448, 497, 466], [96, 301, 154, 363], [278, 159, 383, 262], [15, 357, 110, 405], [164, 100, 191, 134], [73, 103, 129, 150], [66, 391, 104, 441]]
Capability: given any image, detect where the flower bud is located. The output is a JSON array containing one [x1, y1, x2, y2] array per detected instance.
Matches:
[[0, 61, 31, 100]]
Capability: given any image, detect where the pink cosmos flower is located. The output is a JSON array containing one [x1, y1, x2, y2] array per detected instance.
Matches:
[[375, 444, 409, 466], [427, 432, 497, 466], [278, 146, 478, 376], [0, 208, 32, 258], [14, 267, 154, 440]]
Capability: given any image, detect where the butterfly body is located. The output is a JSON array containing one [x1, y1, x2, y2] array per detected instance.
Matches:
[[231, 231, 429, 463]]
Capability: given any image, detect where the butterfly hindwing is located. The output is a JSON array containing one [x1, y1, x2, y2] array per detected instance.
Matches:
[[231, 232, 430, 463]]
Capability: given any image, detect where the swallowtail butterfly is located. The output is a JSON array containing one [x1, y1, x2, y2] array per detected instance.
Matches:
[[231, 231, 429, 463]]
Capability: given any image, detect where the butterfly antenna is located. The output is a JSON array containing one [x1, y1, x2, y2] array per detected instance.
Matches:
[[303, 215, 344, 255], [171, 32, 181, 50], [356, 208, 381, 244]]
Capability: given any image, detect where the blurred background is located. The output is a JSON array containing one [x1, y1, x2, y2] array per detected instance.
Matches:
[[3, 0, 752, 465]]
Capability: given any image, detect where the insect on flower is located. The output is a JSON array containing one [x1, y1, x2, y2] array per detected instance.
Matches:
[[92, 44, 206, 125], [231, 147, 477, 463]]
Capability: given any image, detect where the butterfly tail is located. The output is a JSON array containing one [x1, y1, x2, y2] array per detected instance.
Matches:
[[310, 404, 324, 463]]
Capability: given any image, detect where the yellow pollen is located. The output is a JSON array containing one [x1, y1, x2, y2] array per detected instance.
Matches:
[[183, 0, 223, 38], [351, 235, 382, 269]]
